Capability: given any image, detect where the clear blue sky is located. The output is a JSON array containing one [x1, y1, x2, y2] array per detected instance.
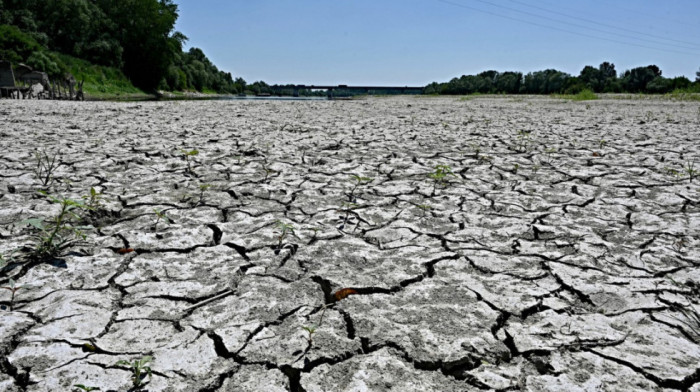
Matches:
[[174, 0, 700, 85]]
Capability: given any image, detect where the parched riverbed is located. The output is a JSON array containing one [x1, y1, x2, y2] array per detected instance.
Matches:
[[1, 96, 699, 391]]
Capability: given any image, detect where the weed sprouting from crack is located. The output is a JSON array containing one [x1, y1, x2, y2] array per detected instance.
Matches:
[[33, 149, 59, 188], [347, 174, 373, 202], [1, 278, 33, 311], [513, 130, 532, 153], [666, 161, 698, 183], [275, 220, 299, 253], [197, 183, 212, 206], [262, 164, 276, 183], [82, 187, 103, 210], [115, 355, 153, 390], [684, 160, 697, 183], [22, 191, 92, 261], [428, 165, 456, 194], [153, 209, 172, 233], [180, 148, 199, 173]]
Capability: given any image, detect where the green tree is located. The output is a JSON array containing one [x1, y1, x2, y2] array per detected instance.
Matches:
[[579, 65, 603, 92], [621, 66, 657, 92], [0, 24, 42, 63], [494, 71, 522, 94], [96, 0, 185, 91]]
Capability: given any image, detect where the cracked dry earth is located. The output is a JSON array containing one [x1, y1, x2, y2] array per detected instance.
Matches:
[[0, 95, 699, 392]]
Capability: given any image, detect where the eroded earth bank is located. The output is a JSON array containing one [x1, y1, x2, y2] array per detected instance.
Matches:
[[1, 96, 699, 391]]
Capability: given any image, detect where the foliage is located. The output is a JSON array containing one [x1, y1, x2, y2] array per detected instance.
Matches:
[[56, 53, 145, 97], [153, 209, 171, 233], [425, 62, 699, 96], [33, 149, 58, 188], [22, 192, 91, 260], [0, 0, 241, 94], [555, 89, 598, 101], [0, 24, 42, 64], [348, 174, 373, 202], [0, 278, 29, 310], [427, 164, 456, 196], [275, 221, 297, 250], [116, 356, 153, 388], [180, 149, 199, 173], [82, 187, 103, 210]]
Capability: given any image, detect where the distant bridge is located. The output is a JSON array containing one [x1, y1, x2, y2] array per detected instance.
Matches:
[[276, 84, 425, 98]]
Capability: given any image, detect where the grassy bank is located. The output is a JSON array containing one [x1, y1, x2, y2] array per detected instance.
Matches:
[[55, 53, 153, 100]]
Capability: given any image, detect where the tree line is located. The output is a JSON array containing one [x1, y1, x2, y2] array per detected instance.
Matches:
[[425, 62, 700, 95], [0, 0, 244, 94]]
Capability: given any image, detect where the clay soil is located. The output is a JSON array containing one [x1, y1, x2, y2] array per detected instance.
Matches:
[[1, 96, 699, 391]]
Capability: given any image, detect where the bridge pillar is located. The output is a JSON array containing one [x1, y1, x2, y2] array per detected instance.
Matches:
[[327, 88, 333, 99]]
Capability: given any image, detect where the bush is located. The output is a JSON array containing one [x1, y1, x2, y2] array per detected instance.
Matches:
[[0, 24, 42, 63], [26, 51, 66, 78]]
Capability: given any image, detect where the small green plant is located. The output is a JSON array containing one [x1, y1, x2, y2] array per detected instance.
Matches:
[[428, 165, 455, 187], [33, 149, 59, 188], [262, 164, 276, 182], [348, 174, 373, 202], [512, 163, 520, 174], [301, 325, 317, 344], [599, 139, 606, 149], [197, 184, 212, 206], [684, 161, 697, 183], [22, 192, 91, 260], [514, 130, 532, 153], [275, 221, 297, 251], [72, 385, 100, 391], [180, 149, 199, 173], [116, 356, 153, 389], [301, 303, 332, 347], [1, 278, 26, 311], [82, 187, 103, 210], [153, 209, 171, 233]]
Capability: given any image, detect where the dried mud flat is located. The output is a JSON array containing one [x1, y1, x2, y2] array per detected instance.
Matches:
[[1, 96, 699, 391]]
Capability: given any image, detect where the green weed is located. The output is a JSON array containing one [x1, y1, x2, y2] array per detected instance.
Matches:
[[428, 165, 455, 191], [348, 174, 373, 202], [153, 209, 171, 233], [115, 356, 153, 389], [33, 149, 59, 188], [513, 130, 532, 153], [22, 192, 91, 260], [180, 149, 199, 173], [1, 278, 29, 311], [197, 184, 212, 206], [275, 221, 297, 251]]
